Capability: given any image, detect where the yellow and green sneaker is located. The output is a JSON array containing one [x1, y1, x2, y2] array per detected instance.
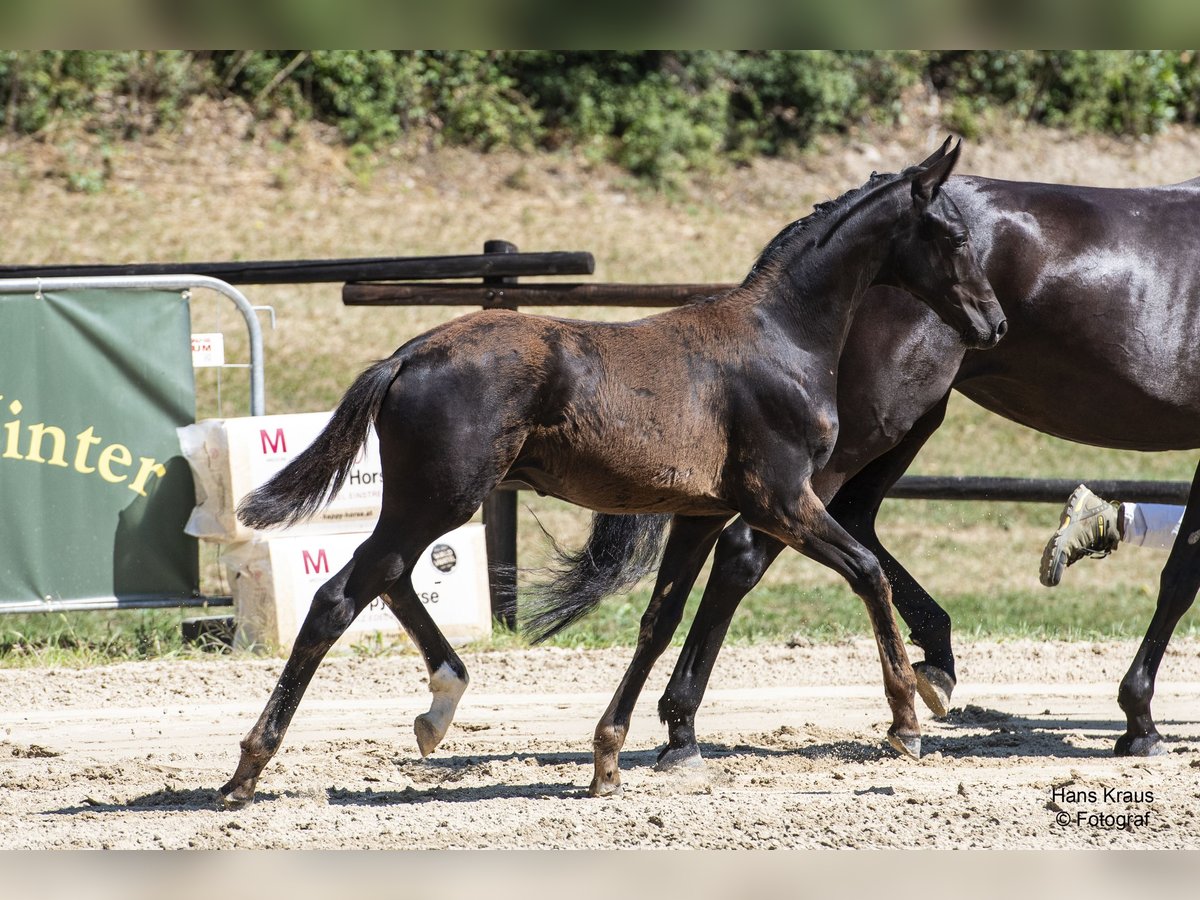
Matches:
[[1039, 484, 1120, 587]]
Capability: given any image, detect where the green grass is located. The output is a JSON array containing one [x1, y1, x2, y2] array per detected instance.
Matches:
[[9, 565, 1187, 669], [524, 576, 1200, 651], [0, 609, 227, 667]]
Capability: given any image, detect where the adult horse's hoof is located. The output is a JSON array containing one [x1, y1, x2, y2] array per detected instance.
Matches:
[[913, 662, 954, 718], [1114, 731, 1167, 757], [654, 744, 705, 772], [887, 731, 921, 760]]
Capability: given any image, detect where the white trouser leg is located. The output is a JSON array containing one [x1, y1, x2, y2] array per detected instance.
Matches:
[[1120, 502, 1184, 550]]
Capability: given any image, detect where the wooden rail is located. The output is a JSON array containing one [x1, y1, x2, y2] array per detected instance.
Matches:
[[344, 281, 731, 308], [0, 251, 595, 285]]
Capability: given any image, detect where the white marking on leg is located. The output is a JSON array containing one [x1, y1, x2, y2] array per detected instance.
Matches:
[[427, 662, 468, 731], [414, 662, 469, 756]]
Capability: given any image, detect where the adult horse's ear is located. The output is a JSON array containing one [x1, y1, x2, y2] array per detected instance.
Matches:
[[912, 139, 961, 205], [915, 136, 954, 170]]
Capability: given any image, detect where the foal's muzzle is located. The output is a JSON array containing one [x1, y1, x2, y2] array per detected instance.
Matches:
[[971, 316, 1008, 350]]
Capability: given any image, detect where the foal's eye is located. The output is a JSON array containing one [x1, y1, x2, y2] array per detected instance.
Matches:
[[952, 234, 968, 249]]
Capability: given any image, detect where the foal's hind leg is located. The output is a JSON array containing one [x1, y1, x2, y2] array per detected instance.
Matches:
[[219, 525, 410, 808], [589, 515, 727, 797], [379, 583, 470, 757]]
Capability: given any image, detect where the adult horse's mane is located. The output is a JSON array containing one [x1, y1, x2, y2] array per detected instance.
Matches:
[[741, 170, 896, 289]]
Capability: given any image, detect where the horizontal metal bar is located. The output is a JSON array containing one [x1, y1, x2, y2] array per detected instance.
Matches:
[[887, 476, 1192, 505], [0, 252, 595, 285], [0, 596, 232, 615], [344, 281, 732, 307]]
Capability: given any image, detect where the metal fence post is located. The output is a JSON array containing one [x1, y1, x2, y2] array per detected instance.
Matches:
[[481, 240, 520, 629]]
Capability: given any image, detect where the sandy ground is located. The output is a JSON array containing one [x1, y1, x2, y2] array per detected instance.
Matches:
[[2, 638, 1200, 849]]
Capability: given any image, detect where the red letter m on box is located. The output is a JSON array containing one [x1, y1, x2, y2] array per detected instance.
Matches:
[[260, 428, 286, 454], [302, 549, 329, 575]]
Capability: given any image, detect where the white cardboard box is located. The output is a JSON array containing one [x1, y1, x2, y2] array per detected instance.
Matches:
[[178, 412, 384, 543], [224, 524, 492, 653]]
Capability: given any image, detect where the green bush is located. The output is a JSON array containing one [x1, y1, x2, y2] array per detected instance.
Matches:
[[3, 51, 1198, 185], [927, 50, 1199, 135], [0, 51, 204, 136]]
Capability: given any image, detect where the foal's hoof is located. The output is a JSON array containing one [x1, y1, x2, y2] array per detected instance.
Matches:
[[654, 744, 705, 772], [413, 713, 443, 757], [887, 732, 921, 760], [218, 779, 256, 810], [588, 776, 623, 798], [1114, 731, 1167, 758], [913, 662, 954, 718]]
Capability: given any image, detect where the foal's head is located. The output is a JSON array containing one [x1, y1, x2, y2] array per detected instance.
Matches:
[[879, 140, 1006, 349]]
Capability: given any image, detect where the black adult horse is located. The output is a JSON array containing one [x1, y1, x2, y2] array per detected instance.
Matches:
[[553, 157, 1200, 794], [217, 144, 1005, 807]]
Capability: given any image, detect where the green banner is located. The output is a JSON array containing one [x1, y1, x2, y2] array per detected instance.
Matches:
[[1, 290, 198, 607]]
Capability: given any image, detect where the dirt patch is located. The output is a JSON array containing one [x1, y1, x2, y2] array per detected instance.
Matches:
[[2, 638, 1199, 849]]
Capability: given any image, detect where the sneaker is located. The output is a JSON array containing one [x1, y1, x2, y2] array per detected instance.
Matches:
[[1039, 484, 1120, 587]]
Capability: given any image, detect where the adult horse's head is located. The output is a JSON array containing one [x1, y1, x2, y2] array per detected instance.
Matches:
[[879, 140, 1006, 349]]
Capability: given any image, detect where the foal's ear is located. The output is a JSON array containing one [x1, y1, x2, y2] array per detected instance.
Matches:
[[915, 136, 954, 170], [911, 139, 961, 205]]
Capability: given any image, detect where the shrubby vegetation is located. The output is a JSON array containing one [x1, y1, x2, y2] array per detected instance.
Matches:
[[2, 50, 1197, 183]]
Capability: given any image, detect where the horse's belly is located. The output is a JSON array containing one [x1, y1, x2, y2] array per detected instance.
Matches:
[[506, 441, 731, 515], [956, 376, 1200, 451]]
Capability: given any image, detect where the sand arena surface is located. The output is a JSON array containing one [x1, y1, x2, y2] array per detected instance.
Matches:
[[2, 638, 1199, 849]]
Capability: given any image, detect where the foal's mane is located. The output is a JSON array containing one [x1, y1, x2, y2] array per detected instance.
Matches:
[[741, 170, 904, 289]]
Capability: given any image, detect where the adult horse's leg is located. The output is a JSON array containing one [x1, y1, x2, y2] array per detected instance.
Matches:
[[589, 514, 728, 797], [1115, 460, 1200, 756], [220, 518, 420, 808], [823, 399, 957, 715], [656, 523, 785, 769], [378, 584, 470, 757]]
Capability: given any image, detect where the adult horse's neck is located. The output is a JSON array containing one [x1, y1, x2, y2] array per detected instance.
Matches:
[[749, 180, 904, 369]]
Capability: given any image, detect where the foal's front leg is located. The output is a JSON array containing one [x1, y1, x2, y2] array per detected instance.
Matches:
[[589, 515, 727, 797], [749, 488, 921, 758]]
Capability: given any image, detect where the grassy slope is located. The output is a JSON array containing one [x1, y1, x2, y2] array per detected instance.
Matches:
[[3, 102, 1200, 663]]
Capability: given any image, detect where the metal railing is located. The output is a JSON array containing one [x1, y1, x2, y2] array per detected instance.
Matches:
[[0, 275, 270, 613], [1, 275, 266, 416]]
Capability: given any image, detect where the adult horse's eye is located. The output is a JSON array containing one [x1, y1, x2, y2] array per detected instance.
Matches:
[[952, 233, 968, 249]]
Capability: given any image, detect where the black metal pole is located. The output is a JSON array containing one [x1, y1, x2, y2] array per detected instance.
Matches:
[[480, 240, 520, 630]]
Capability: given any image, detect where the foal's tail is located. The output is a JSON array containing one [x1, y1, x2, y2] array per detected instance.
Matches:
[[237, 355, 404, 530], [522, 513, 671, 644]]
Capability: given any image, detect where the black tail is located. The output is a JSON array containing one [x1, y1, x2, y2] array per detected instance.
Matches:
[[521, 513, 670, 643], [237, 355, 404, 530]]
